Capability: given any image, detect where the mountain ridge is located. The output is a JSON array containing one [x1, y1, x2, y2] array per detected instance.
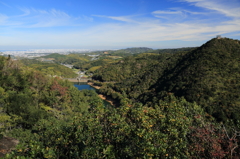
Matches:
[[94, 37, 240, 123]]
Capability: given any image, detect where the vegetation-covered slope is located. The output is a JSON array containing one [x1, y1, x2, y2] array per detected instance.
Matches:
[[73, 58, 114, 72], [40, 53, 91, 64], [145, 38, 240, 122], [146, 47, 196, 54], [107, 47, 153, 54], [72, 48, 153, 72], [1, 39, 240, 158], [20, 59, 78, 78], [0, 56, 101, 129], [93, 38, 240, 123], [93, 53, 177, 82]]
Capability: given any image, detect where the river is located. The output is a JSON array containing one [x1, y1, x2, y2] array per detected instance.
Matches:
[[73, 82, 111, 106], [73, 82, 95, 91]]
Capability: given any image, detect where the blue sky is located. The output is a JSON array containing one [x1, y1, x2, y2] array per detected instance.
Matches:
[[0, 0, 240, 50]]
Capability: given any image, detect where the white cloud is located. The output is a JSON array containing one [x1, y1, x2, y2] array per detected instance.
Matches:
[[180, 0, 240, 18], [17, 8, 75, 27], [152, 7, 211, 21], [0, 1, 11, 8], [152, 8, 208, 22], [0, 8, 91, 28], [152, 10, 182, 15], [2, 11, 239, 48], [1, 0, 240, 49], [93, 15, 137, 23], [153, 8, 206, 16], [142, 0, 240, 42], [46, 19, 235, 45], [74, 6, 240, 44]]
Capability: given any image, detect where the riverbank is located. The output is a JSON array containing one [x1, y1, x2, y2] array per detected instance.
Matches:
[[87, 82, 117, 106], [98, 94, 115, 106], [65, 78, 91, 82], [87, 82, 101, 89]]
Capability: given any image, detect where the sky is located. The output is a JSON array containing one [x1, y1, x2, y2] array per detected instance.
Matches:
[[0, 0, 240, 50]]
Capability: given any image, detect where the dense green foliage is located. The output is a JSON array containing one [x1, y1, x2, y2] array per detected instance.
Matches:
[[6, 95, 240, 158], [0, 56, 100, 130], [73, 58, 114, 72], [149, 38, 240, 123], [106, 47, 153, 55], [1, 38, 240, 158], [147, 47, 196, 54], [93, 53, 177, 82], [93, 38, 240, 124]]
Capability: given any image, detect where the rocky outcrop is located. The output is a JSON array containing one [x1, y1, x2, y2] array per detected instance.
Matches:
[[0, 136, 19, 158]]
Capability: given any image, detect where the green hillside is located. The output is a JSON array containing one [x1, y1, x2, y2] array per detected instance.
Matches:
[[38, 53, 91, 65], [72, 48, 154, 72], [0, 56, 101, 129], [93, 53, 177, 82], [93, 38, 240, 123], [146, 38, 240, 123], [40, 53, 66, 59], [109, 47, 153, 54], [1, 38, 240, 158], [20, 59, 77, 78]]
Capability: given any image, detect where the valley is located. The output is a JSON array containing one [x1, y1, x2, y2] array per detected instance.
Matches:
[[0, 38, 240, 158]]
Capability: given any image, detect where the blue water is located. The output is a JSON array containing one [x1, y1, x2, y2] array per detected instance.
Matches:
[[73, 82, 112, 107], [73, 82, 95, 91]]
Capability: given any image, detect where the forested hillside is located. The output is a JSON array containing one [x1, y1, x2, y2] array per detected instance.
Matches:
[[146, 47, 196, 54], [72, 48, 153, 73], [40, 53, 91, 64], [146, 38, 240, 123], [0, 56, 101, 129], [0, 38, 240, 158], [108, 47, 153, 54], [73, 58, 114, 73], [20, 59, 78, 78], [93, 53, 178, 82], [93, 38, 240, 124]]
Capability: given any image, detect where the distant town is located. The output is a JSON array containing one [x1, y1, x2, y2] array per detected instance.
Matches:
[[0, 49, 101, 58]]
